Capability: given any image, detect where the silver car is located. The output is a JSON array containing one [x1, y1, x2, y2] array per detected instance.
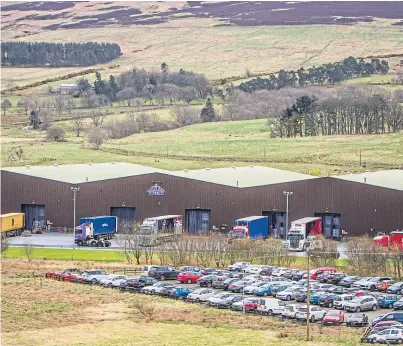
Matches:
[[367, 328, 403, 344], [344, 296, 378, 312]]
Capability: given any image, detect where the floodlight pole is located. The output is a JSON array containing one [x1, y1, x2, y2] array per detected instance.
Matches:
[[306, 244, 311, 342], [71, 187, 80, 250], [283, 191, 293, 240], [242, 267, 246, 315]]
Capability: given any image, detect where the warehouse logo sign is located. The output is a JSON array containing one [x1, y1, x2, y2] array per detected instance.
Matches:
[[146, 184, 166, 196]]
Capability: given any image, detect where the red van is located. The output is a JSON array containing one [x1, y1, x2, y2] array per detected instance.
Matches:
[[303, 267, 336, 280]]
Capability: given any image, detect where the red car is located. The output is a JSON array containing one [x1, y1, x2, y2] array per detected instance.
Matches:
[[244, 298, 260, 312], [322, 310, 344, 325], [177, 271, 202, 284], [45, 269, 82, 282], [377, 280, 395, 292]]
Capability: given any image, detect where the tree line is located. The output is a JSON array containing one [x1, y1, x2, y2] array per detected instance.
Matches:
[[1, 41, 122, 67], [238, 56, 389, 93]]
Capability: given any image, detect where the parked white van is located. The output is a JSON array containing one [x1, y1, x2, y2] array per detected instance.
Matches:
[[257, 298, 286, 315], [142, 265, 159, 276]]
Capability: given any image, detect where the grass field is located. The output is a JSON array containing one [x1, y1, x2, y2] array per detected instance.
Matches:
[[2, 18, 402, 87], [1, 258, 360, 346], [2, 120, 402, 174]]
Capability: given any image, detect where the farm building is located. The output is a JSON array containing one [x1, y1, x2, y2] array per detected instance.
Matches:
[[58, 84, 79, 95], [1, 163, 402, 237]]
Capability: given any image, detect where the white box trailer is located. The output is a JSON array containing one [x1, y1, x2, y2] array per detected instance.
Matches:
[[139, 215, 182, 246], [287, 217, 322, 251]]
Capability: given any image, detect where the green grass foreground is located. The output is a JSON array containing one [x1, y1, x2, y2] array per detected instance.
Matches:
[[3, 247, 348, 267]]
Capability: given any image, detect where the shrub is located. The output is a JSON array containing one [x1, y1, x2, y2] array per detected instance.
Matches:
[[46, 125, 65, 142]]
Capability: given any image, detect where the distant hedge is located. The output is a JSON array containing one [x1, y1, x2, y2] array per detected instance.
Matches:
[[1, 41, 122, 67]]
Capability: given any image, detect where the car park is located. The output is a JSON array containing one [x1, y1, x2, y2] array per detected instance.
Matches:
[[295, 305, 327, 323], [177, 271, 202, 284], [367, 328, 403, 344], [388, 282, 403, 295], [377, 295, 401, 309], [339, 276, 360, 288], [322, 310, 345, 325], [344, 296, 378, 312], [333, 294, 354, 309], [282, 304, 304, 319], [187, 288, 215, 303], [148, 266, 179, 280], [346, 313, 369, 327]]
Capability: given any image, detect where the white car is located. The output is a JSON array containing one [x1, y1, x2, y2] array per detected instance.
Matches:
[[367, 328, 403, 344], [141, 282, 174, 295], [352, 277, 371, 288], [295, 305, 327, 323], [81, 270, 108, 284], [257, 297, 286, 315], [244, 265, 265, 274], [187, 288, 215, 302], [333, 294, 354, 309], [100, 275, 127, 287], [360, 277, 392, 291], [344, 296, 378, 312], [243, 282, 267, 294], [271, 268, 289, 277], [282, 304, 304, 319], [207, 293, 234, 307], [276, 287, 301, 301]]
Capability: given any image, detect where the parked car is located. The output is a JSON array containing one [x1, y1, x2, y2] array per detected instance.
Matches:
[[228, 280, 255, 293], [322, 310, 345, 325], [179, 266, 200, 273], [244, 265, 266, 275], [141, 265, 156, 276], [222, 278, 239, 290], [259, 266, 278, 276], [310, 292, 329, 305], [198, 275, 219, 287], [227, 262, 250, 272], [394, 298, 403, 310], [100, 275, 128, 288], [244, 298, 261, 312], [283, 269, 300, 281], [81, 270, 108, 284], [122, 276, 157, 291], [372, 312, 403, 326], [317, 273, 331, 283], [177, 271, 202, 284], [256, 297, 286, 315], [372, 321, 403, 332], [282, 304, 304, 319], [187, 288, 214, 303], [346, 313, 369, 327], [303, 267, 336, 280], [388, 282, 403, 295], [219, 295, 243, 309], [367, 328, 403, 344], [141, 282, 175, 295], [244, 282, 267, 294], [271, 268, 289, 277], [276, 287, 302, 301], [352, 277, 372, 288], [333, 294, 354, 309], [159, 285, 177, 297], [339, 276, 360, 288], [377, 279, 395, 292], [329, 286, 349, 295], [254, 283, 282, 296], [292, 270, 306, 281], [200, 268, 216, 276], [169, 287, 193, 300], [344, 296, 378, 312], [360, 277, 393, 291], [327, 273, 347, 285], [45, 268, 83, 282], [148, 266, 179, 280], [319, 294, 340, 308], [377, 295, 401, 309], [271, 283, 293, 296], [211, 270, 230, 277], [295, 289, 313, 303], [207, 293, 235, 307], [211, 277, 227, 289], [295, 305, 327, 323]]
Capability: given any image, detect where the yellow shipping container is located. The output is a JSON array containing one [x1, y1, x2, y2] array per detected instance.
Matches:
[[1, 213, 25, 236]]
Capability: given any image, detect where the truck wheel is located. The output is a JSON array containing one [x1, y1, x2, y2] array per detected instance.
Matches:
[[105, 241, 111, 247], [77, 240, 84, 246], [90, 240, 97, 247], [97, 241, 104, 247]]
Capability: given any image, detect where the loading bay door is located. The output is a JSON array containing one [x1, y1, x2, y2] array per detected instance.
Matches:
[[185, 209, 211, 234], [262, 211, 286, 238], [21, 204, 46, 230], [110, 207, 136, 232], [314, 212, 342, 240]]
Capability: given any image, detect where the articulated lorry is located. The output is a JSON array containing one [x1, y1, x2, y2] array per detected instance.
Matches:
[[228, 216, 269, 241], [139, 215, 182, 246], [75, 216, 117, 247], [286, 217, 322, 251], [0, 213, 24, 237], [374, 231, 403, 251]]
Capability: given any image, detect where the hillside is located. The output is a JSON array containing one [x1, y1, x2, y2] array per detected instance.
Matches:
[[2, 120, 402, 175]]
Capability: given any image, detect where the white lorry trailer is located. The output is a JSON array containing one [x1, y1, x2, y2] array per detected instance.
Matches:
[[286, 217, 322, 252], [139, 215, 182, 246]]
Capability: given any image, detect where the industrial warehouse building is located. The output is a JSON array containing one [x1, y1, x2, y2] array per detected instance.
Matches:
[[1, 163, 402, 237]]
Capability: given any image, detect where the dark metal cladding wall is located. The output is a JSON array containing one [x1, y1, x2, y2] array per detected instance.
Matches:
[[1, 171, 402, 236]]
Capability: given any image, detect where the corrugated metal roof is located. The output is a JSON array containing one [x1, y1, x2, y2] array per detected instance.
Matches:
[[1, 163, 315, 187], [332, 170, 403, 191], [173, 166, 316, 187]]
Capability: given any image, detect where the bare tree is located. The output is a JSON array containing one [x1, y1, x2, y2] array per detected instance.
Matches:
[[117, 87, 137, 107], [170, 105, 200, 126], [65, 98, 77, 114], [21, 242, 34, 262], [1, 236, 9, 253], [88, 127, 105, 150], [53, 95, 66, 115], [90, 108, 106, 128], [73, 114, 85, 137], [157, 241, 169, 265], [1, 99, 12, 115], [17, 96, 30, 115], [309, 237, 339, 268], [39, 108, 53, 130], [193, 237, 213, 267], [131, 298, 156, 320], [46, 125, 65, 142], [181, 86, 198, 104]]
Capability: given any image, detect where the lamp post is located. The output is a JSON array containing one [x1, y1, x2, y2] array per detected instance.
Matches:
[[242, 267, 246, 315], [283, 191, 293, 240], [71, 187, 80, 250], [306, 242, 311, 342]]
